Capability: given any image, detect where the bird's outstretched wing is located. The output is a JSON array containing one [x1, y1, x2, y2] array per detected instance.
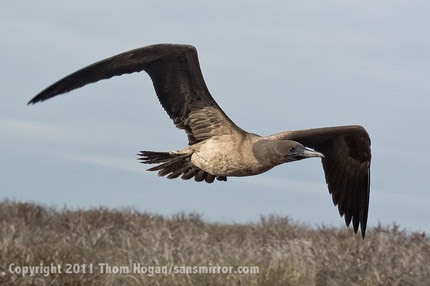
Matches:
[[28, 44, 244, 145], [269, 125, 371, 237]]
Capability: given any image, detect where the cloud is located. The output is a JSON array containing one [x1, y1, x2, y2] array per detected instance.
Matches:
[[58, 151, 143, 174], [0, 118, 66, 141]]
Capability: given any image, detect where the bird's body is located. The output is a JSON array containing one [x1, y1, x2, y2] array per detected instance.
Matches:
[[29, 44, 371, 237], [179, 133, 286, 177], [189, 133, 259, 177]]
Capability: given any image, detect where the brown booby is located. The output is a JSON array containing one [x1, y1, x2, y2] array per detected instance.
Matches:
[[28, 44, 371, 237]]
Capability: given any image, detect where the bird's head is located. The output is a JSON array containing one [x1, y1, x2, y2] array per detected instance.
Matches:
[[276, 140, 325, 163], [252, 139, 324, 166]]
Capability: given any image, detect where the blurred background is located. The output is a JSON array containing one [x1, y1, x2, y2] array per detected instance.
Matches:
[[1, 1, 429, 233]]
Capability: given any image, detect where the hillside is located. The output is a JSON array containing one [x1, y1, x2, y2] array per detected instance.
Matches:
[[0, 200, 429, 285]]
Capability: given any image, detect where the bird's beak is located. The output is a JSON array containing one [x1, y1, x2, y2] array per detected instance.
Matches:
[[301, 147, 325, 159]]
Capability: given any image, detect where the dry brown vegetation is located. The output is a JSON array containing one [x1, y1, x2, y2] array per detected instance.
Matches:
[[0, 200, 429, 285]]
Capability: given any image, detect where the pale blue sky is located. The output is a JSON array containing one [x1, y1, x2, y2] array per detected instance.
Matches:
[[1, 1, 429, 233]]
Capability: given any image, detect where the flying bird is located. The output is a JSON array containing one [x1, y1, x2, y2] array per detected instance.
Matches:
[[28, 44, 371, 237]]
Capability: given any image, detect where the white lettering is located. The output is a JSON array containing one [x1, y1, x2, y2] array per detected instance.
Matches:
[[98, 263, 129, 274], [132, 263, 167, 276], [8, 263, 62, 276]]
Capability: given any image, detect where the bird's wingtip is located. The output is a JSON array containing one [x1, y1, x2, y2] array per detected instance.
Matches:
[[27, 95, 42, 105]]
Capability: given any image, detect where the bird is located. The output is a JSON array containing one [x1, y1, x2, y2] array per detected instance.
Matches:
[[28, 44, 371, 237]]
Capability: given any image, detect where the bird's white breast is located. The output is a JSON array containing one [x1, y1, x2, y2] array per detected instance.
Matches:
[[189, 134, 269, 176]]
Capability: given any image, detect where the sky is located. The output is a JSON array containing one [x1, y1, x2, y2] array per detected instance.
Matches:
[[1, 1, 430, 234]]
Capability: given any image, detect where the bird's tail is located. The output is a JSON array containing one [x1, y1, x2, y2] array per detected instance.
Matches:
[[138, 150, 227, 183]]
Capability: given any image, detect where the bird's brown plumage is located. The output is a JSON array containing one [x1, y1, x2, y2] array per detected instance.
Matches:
[[29, 44, 243, 145], [29, 44, 371, 237], [269, 126, 371, 236]]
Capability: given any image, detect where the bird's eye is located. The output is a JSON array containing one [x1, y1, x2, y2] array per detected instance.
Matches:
[[289, 147, 297, 153]]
